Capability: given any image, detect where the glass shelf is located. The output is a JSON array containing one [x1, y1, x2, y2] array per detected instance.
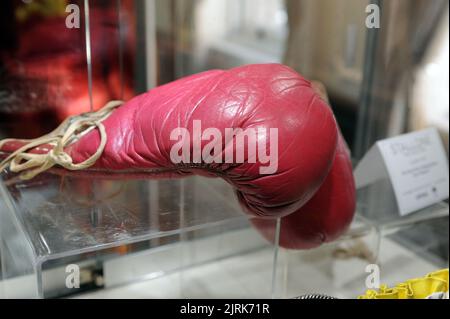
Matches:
[[0, 170, 447, 299], [0, 173, 279, 298]]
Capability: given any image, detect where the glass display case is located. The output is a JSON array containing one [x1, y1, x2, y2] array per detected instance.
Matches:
[[0, 0, 448, 299], [1, 171, 447, 298]]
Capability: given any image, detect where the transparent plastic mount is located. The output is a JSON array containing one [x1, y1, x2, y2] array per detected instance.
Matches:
[[0, 172, 447, 299]]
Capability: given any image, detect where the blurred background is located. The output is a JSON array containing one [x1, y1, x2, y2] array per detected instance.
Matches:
[[0, 0, 448, 298]]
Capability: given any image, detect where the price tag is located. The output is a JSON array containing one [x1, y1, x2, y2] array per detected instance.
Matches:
[[355, 128, 449, 216]]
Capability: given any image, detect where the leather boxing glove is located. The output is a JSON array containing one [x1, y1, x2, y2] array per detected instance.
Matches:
[[0, 63, 355, 249], [250, 80, 355, 249], [250, 132, 355, 249]]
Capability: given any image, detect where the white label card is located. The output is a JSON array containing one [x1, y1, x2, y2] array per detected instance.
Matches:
[[355, 128, 449, 216]]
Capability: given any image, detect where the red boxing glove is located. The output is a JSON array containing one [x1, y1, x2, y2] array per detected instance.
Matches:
[[251, 133, 355, 249], [0, 64, 355, 248], [71, 63, 338, 218]]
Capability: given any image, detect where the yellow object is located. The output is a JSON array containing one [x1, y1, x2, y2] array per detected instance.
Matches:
[[16, 0, 68, 22], [359, 268, 449, 299]]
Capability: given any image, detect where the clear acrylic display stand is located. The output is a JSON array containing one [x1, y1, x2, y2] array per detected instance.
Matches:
[[0, 172, 447, 299], [0, 173, 280, 298]]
